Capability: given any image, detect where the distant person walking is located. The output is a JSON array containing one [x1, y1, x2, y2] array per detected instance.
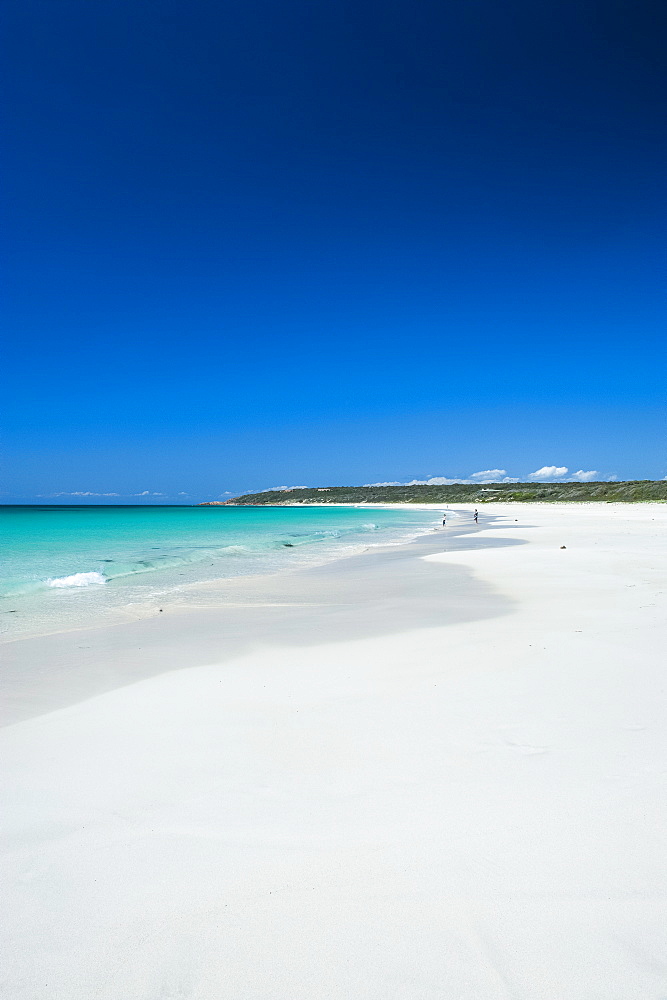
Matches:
[[473, 509, 478, 524]]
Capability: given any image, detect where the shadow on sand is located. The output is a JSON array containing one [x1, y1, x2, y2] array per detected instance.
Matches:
[[1, 513, 528, 725]]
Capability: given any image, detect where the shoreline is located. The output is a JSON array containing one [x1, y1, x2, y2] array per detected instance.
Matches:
[[2, 501, 662, 726], [2, 502, 666, 997], [0, 504, 445, 646], [0, 509, 507, 726]]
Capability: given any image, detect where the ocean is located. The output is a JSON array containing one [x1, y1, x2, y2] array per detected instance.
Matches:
[[1, 504, 440, 638]]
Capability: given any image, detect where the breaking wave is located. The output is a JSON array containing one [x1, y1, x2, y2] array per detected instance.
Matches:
[[47, 571, 107, 588]]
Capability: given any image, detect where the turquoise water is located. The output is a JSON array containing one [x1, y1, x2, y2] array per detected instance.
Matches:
[[1, 504, 439, 637]]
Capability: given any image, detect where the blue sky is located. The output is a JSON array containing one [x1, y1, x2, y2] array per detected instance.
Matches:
[[3, 0, 665, 502]]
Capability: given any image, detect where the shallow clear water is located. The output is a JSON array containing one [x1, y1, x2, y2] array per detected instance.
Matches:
[[1, 505, 440, 637]]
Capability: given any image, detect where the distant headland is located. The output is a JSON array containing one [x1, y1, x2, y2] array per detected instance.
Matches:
[[199, 481, 667, 505]]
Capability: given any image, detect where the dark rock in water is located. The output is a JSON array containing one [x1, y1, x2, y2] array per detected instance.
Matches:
[[283, 543, 294, 547], [560, 545, 567, 549]]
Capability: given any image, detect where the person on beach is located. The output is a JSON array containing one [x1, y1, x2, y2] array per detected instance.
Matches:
[[442, 515, 446, 526], [473, 509, 478, 523]]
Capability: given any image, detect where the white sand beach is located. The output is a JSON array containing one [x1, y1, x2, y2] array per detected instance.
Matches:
[[2, 503, 666, 998]]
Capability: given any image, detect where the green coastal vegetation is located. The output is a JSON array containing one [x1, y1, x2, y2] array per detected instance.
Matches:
[[202, 481, 667, 506]]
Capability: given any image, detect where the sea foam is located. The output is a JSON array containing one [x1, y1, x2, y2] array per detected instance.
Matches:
[[47, 571, 107, 588]]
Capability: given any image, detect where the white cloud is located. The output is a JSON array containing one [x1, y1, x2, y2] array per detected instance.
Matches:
[[178, 491, 190, 496], [49, 491, 120, 497], [36, 490, 177, 499], [528, 466, 568, 481], [568, 470, 598, 482], [470, 469, 507, 480], [365, 473, 520, 486], [469, 470, 520, 484]]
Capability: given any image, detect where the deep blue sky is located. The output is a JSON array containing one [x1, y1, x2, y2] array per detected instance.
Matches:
[[3, 0, 665, 501]]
